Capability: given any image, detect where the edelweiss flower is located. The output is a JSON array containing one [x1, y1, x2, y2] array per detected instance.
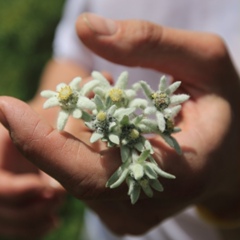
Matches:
[[91, 71, 136, 106], [85, 94, 136, 146], [40, 77, 99, 130], [140, 76, 189, 133], [119, 115, 154, 155]]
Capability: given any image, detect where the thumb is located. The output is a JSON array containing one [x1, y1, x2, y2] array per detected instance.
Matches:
[[76, 13, 232, 86], [0, 97, 117, 199]]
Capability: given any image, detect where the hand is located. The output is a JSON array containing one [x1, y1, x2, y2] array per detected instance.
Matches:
[[0, 13, 239, 236], [0, 124, 64, 239]]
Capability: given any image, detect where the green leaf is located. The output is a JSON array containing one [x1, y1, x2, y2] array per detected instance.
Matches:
[[106, 162, 128, 187], [120, 146, 131, 162], [127, 178, 141, 204], [161, 134, 182, 155], [149, 179, 164, 192], [130, 164, 144, 181], [149, 163, 176, 179], [90, 132, 103, 143], [94, 94, 105, 111], [140, 180, 153, 198], [134, 141, 145, 152], [144, 164, 158, 179], [109, 134, 120, 145], [120, 115, 130, 125], [138, 150, 150, 163], [81, 110, 92, 122], [109, 168, 129, 188]]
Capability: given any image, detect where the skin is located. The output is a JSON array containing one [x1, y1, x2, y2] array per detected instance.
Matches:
[[0, 13, 239, 238]]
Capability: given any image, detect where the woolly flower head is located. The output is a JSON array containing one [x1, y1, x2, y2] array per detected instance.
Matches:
[[91, 71, 137, 106], [139, 76, 189, 133], [86, 94, 136, 146], [40, 77, 99, 130]]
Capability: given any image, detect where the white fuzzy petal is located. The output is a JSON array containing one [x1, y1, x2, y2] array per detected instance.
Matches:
[[115, 71, 128, 89], [140, 81, 154, 99], [69, 77, 82, 90], [159, 76, 167, 91], [156, 111, 166, 132], [93, 87, 107, 97], [114, 107, 135, 120], [125, 89, 136, 99], [91, 71, 109, 86], [170, 94, 189, 105], [40, 90, 57, 98], [43, 97, 59, 109], [57, 110, 70, 130], [56, 83, 67, 92], [144, 106, 156, 115], [164, 105, 182, 118], [72, 109, 82, 118], [129, 98, 148, 109], [77, 97, 96, 110], [108, 105, 117, 115], [81, 79, 100, 95], [166, 81, 181, 94]]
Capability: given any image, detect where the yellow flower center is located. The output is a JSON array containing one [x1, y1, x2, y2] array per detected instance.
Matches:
[[58, 86, 73, 101], [151, 92, 170, 110], [96, 111, 107, 121], [109, 88, 123, 102], [129, 129, 140, 140]]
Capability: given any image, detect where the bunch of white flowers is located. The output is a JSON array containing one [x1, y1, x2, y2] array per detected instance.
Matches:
[[41, 71, 189, 204]]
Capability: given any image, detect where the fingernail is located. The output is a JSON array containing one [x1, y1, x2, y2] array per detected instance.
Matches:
[[49, 178, 62, 189], [82, 13, 118, 35]]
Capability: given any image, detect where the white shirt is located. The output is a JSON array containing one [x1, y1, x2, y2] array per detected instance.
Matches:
[[53, 1, 240, 239]]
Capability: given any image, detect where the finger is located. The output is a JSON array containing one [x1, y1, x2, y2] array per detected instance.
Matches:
[[76, 13, 235, 88], [0, 96, 120, 199], [40, 172, 66, 198], [0, 215, 57, 239], [0, 198, 58, 226], [0, 172, 51, 204], [0, 125, 40, 174]]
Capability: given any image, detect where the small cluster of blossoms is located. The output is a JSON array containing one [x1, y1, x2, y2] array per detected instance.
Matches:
[[41, 71, 189, 204]]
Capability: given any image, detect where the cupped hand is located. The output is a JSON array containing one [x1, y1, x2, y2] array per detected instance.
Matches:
[[0, 13, 239, 236], [0, 124, 65, 239]]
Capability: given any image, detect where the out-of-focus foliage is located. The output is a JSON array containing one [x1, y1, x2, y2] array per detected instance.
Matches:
[[0, 0, 63, 100], [0, 1, 85, 239]]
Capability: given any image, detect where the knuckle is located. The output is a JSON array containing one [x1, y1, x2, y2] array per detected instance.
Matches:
[[205, 34, 229, 64], [131, 21, 162, 48]]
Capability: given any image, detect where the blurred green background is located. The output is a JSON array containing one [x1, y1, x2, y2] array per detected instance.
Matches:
[[0, 1, 85, 239]]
